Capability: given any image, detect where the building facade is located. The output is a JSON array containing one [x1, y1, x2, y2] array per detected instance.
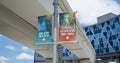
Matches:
[[83, 14, 120, 63]]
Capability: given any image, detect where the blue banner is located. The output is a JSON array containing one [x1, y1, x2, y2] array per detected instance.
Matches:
[[36, 15, 52, 44]]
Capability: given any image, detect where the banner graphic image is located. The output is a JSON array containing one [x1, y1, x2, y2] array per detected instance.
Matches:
[[59, 12, 76, 43], [36, 15, 52, 44]]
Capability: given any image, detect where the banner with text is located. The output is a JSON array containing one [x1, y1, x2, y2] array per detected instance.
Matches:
[[59, 12, 76, 43], [36, 15, 52, 44]]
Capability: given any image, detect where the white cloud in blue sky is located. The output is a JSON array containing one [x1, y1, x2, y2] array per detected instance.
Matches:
[[5, 45, 16, 51], [0, 35, 34, 63], [21, 46, 34, 55], [21, 46, 29, 52], [2, 61, 6, 63], [0, 34, 2, 36], [67, 0, 120, 26], [16, 53, 34, 60], [0, 56, 10, 63], [0, 34, 3, 39]]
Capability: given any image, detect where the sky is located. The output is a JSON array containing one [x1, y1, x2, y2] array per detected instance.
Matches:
[[67, 0, 120, 27], [0, 34, 34, 63]]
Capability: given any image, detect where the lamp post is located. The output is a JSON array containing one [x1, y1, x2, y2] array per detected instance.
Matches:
[[57, 44, 63, 63], [53, 0, 59, 63]]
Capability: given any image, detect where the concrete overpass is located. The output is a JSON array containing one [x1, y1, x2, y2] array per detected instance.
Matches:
[[0, 0, 96, 63]]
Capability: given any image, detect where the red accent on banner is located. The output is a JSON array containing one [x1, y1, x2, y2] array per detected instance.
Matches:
[[59, 29, 76, 43], [42, 38, 46, 42]]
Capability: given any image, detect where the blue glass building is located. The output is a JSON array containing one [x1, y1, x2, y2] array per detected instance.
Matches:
[[83, 14, 120, 63]]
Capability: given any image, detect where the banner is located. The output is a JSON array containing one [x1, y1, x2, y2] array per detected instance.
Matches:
[[59, 12, 76, 43], [36, 15, 52, 44]]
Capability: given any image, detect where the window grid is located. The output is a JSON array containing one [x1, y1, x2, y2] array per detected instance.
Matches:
[[83, 15, 120, 54]]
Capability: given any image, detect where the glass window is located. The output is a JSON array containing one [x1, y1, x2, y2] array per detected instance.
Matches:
[[85, 27, 88, 32], [103, 40, 107, 48], [94, 26, 101, 34], [100, 43, 104, 47], [101, 23, 105, 27], [88, 35, 93, 41], [106, 44, 109, 52], [86, 30, 93, 36], [109, 40, 113, 46], [94, 39, 98, 45], [99, 28, 102, 33], [90, 26, 93, 31], [102, 23, 107, 32], [95, 49, 99, 53], [115, 22, 120, 32], [107, 31, 111, 36], [114, 46, 119, 52], [93, 25, 96, 29], [105, 47, 109, 53], [113, 40, 118, 46], [86, 32, 89, 36], [94, 28, 98, 34], [95, 43, 99, 49], [115, 17, 119, 22], [118, 44, 120, 51], [106, 26, 110, 31], [99, 38, 103, 43], [106, 21, 110, 25], [109, 36, 112, 41], [95, 34, 100, 39], [111, 24, 115, 29], [118, 34, 120, 39], [113, 34, 117, 40], [119, 16, 120, 22], [109, 46, 114, 52], [91, 40, 94, 44], [99, 48, 104, 53], [103, 32, 107, 38], [117, 40, 120, 46], [112, 29, 117, 35], [110, 19, 114, 25], [102, 26, 107, 32], [90, 31, 93, 35]]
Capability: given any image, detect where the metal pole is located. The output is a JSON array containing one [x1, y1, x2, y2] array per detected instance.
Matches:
[[53, 0, 59, 63], [57, 44, 63, 63]]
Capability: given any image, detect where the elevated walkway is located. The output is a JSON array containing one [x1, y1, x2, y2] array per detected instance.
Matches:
[[0, 1, 95, 63]]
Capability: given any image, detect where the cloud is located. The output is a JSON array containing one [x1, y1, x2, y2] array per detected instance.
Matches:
[[1, 61, 6, 63], [0, 34, 2, 37], [67, 0, 120, 26], [0, 56, 10, 62], [21, 46, 29, 52], [16, 53, 34, 60], [5, 45, 16, 50], [21, 46, 34, 53], [0, 34, 3, 39]]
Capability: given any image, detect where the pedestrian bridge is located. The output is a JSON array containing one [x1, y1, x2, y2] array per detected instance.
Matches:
[[0, 0, 95, 63]]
